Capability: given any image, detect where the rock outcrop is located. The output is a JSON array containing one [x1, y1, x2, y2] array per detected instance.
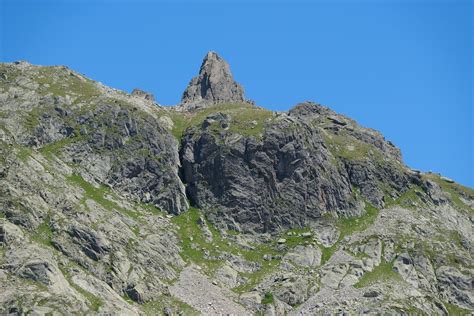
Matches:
[[0, 56, 473, 315], [131, 88, 155, 102], [180, 102, 418, 232], [181, 51, 245, 105]]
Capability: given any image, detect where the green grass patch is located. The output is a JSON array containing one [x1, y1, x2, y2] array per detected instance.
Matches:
[[23, 107, 45, 131], [233, 258, 281, 293], [0, 247, 5, 265], [443, 301, 471, 315], [72, 283, 103, 312], [172, 207, 282, 291], [261, 292, 275, 304], [173, 204, 378, 292], [59, 263, 103, 312], [319, 203, 379, 264], [162, 102, 273, 141], [323, 132, 384, 163], [30, 217, 54, 247], [280, 227, 313, 248], [0, 64, 21, 90], [171, 207, 257, 271], [171, 207, 222, 271], [139, 203, 166, 216], [354, 259, 402, 288], [425, 174, 474, 212], [68, 174, 140, 220], [142, 296, 199, 315], [320, 244, 339, 265], [16, 146, 32, 162], [448, 231, 463, 248], [39, 136, 83, 159], [226, 229, 240, 236], [385, 185, 425, 209], [337, 203, 379, 236], [401, 305, 426, 315], [35, 67, 100, 99]]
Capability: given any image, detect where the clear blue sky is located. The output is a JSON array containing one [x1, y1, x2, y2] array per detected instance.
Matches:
[[1, 0, 472, 187]]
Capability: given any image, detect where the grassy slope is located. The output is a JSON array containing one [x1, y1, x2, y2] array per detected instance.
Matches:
[[161, 102, 273, 140], [424, 173, 474, 213], [171, 207, 283, 292], [353, 259, 401, 288], [171, 204, 383, 292]]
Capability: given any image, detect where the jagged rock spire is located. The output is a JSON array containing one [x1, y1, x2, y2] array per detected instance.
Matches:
[[181, 51, 245, 104]]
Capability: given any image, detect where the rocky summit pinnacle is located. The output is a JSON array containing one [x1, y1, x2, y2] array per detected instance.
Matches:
[[181, 51, 245, 104]]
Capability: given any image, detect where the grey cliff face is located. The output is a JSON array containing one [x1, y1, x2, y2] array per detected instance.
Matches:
[[0, 57, 473, 315], [0, 62, 188, 216], [181, 51, 245, 104], [180, 102, 419, 233], [180, 105, 357, 233]]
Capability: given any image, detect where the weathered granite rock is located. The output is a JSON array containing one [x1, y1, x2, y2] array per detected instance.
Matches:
[[423, 179, 447, 205], [131, 88, 155, 102], [283, 245, 321, 268], [1, 56, 473, 315], [0, 220, 25, 245], [215, 264, 239, 288], [180, 102, 422, 232], [181, 51, 245, 104], [68, 224, 111, 261], [436, 266, 474, 310]]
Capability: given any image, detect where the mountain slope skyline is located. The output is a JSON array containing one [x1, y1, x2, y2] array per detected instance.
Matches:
[[0, 52, 472, 314], [3, 51, 471, 189], [2, 0, 472, 187]]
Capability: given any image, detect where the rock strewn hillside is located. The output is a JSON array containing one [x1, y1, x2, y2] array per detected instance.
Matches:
[[0, 55, 473, 315]]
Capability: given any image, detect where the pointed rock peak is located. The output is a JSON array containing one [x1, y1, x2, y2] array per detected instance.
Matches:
[[203, 51, 221, 62], [181, 51, 245, 105]]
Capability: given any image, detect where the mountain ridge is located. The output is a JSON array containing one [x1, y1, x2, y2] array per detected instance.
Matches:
[[0, 53, 472, 315]]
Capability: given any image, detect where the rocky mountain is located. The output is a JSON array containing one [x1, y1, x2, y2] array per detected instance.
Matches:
[[0, 53, 473, 315], [181, 51, 245, 107]]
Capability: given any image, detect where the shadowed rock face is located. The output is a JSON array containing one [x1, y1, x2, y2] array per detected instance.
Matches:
[[180, 102, 419, 233], [180, 108, 357, 233], [181, 51, 245, 104]]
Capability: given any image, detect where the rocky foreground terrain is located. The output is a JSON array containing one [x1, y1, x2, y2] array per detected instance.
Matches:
[[0, 52, 473, 315]]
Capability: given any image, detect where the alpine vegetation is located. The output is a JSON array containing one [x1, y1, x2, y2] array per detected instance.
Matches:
[[0, 53, 472, 315]]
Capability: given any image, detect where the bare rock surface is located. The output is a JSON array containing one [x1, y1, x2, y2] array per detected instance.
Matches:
[[283, 245, 321, 268], [170, 266, 249, 315], [0, 55, 473, 315], [131, 88, 155, 102], [181, 51, 245, 106]]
